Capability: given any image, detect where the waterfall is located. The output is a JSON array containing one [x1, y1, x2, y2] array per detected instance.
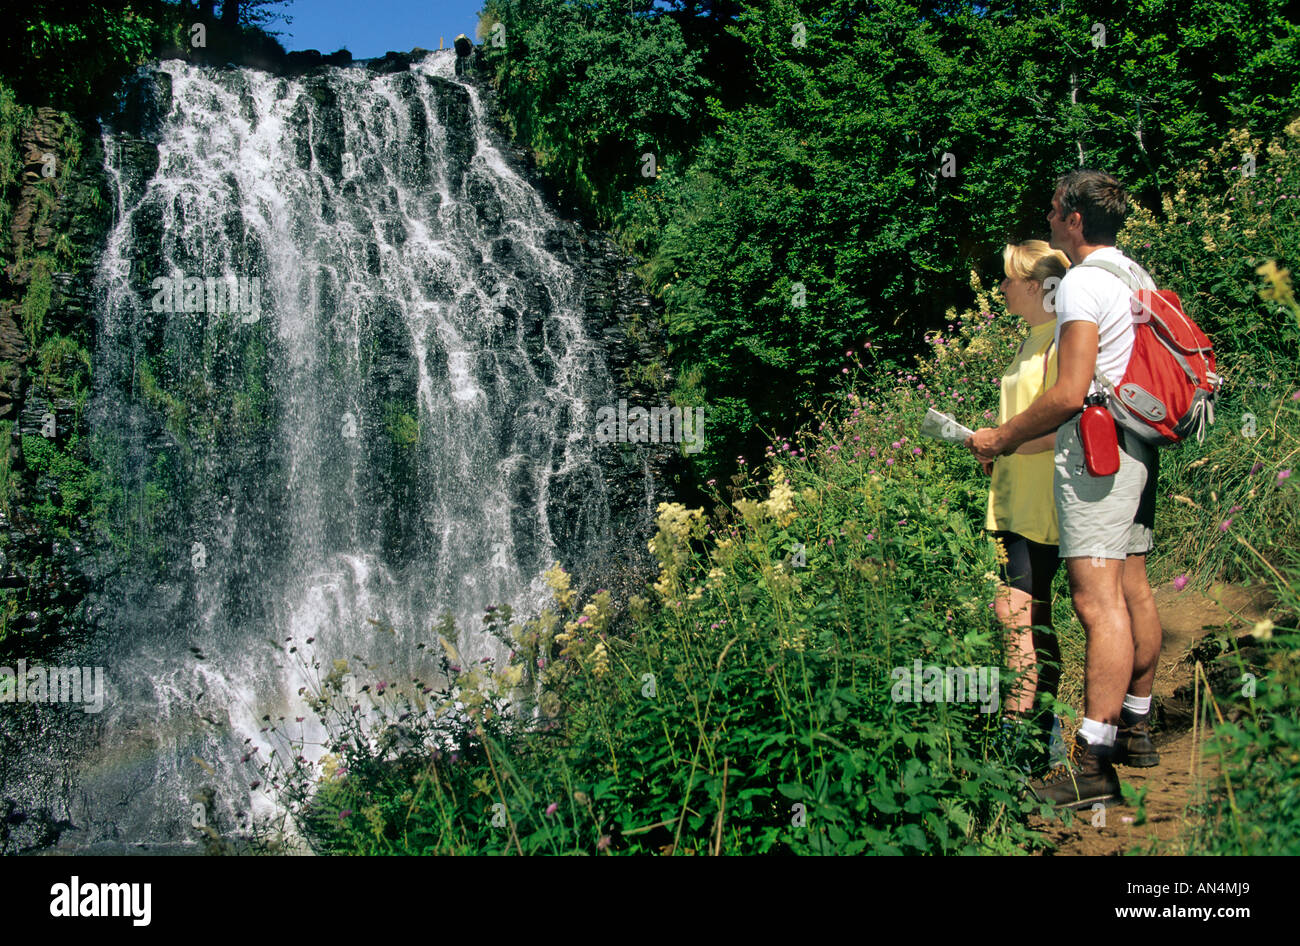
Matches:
[[37, 49, 647, 846]]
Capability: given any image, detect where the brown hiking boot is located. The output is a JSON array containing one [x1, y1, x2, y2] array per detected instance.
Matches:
[[1027, 733, 1122, 811], [1114, 711, 1159, 767]]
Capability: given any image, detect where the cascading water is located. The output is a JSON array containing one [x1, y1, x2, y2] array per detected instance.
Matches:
[[27, 49, 650, 848]]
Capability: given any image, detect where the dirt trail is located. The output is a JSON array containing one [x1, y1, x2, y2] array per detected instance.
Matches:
[[1033, 582, 1274, 855]]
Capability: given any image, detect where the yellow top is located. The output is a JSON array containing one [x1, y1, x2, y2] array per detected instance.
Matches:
[[986, 319, 1060, 545]]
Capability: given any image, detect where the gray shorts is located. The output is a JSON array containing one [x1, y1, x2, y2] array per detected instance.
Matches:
[[1053, 414, 1158, 561]]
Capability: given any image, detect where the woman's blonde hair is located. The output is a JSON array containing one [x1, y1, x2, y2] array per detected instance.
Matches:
[[1002, 240, 1069, 289]]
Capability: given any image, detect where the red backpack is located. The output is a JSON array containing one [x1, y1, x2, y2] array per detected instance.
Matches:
[[1075, 257, 1222, 446]]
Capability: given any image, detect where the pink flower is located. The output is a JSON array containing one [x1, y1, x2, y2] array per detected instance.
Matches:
[[1279, 469, 1292, 485], [912, 447, 922, 456], [1220, 518, 1232, 532], [1173, 574, 1189, 591], [886, 458, 895, 466], [865, 533, 875, 541], [545, 802, 558, 816], [1229, 505, 1243, 514], [1291, 390, 1300, 401], [1249, 462, 1264, 475], [891, 441, 901, 450]]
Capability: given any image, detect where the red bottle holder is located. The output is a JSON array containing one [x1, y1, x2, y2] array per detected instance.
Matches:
[[1079, 400, 1121, 476]]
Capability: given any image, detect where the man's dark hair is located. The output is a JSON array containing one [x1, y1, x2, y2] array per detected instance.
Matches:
[[1054, 169, 1128, 244]]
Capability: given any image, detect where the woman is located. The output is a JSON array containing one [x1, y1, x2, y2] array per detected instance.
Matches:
[[980, 240, 1069, 771]]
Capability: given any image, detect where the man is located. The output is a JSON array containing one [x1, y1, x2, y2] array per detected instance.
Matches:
[[966, 169, 1162, 809]]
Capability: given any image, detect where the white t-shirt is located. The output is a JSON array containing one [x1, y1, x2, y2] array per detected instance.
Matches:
[[1053, 245, 1151, 398]]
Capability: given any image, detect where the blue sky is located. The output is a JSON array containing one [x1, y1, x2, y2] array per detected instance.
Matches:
[[272, 0, 489, 59]]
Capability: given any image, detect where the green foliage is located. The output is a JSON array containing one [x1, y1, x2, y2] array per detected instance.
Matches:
[[0, 78, 29, 258], [477, 0, 1300, 484], [1121, 118, 1300, 375], [1184, 560, 1300, 855], [0, 1, 169, 115], [20, 256, 53, 348], [20, 432, 107, 539], [0, 420, 16, 517], [384, 403, 420, 447], [479, 0, 710, 225]]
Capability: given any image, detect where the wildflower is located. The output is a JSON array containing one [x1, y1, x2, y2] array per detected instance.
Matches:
[[912, 447, 922, 456], [1252, 619, 1275, 642], [597, 835, 612, 852], [545, 802, 558, 816], [544, 561, 576, 610], [1279, 469, 1292, 485], [886, 458, 894, 466], [865, 533, 875, 541], [1173, 574, 1189, 591], [1229, 505, 1243, 514], [1220, 519, 1232, 532], [590, 640, 610, 677], [1249, 462, 1264, 475], [991, 536, 1009, 567]]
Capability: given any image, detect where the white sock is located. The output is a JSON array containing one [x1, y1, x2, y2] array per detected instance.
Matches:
[[1122, 693, 1151, 717], [1078, 717, 1117, 747]]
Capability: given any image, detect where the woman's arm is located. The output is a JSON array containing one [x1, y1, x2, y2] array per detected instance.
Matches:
[[1014, 431, 1057, 455]]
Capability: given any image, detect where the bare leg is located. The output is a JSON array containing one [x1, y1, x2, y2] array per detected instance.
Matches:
[[1122, 553, 1161, 699], [995, 583, 1036, 714], [1066, 556, 1130, 726]]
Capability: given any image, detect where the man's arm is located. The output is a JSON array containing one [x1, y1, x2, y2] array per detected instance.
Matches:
[[966, 320, 1098, 461]]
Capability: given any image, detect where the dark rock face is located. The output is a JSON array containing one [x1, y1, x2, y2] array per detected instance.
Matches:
[[0, 105, 112, 656]]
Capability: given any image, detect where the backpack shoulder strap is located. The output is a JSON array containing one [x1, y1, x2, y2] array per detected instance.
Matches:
[[1074, 256, 1157, 292]]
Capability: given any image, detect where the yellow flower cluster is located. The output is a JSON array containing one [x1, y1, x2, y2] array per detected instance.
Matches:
[[319, 752, 344, 782], [1257, 260, 1299, 326], [555, 591, 612, 656], [590, 640, 610, 677], [778, 626, 810, 652], [544, 561, 576, 610], [649, 502, 706, 599], [991, 535, 1009, 567], [763, 468, 797, 526]]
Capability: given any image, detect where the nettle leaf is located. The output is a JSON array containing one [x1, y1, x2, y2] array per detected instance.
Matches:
[[777, 782, 811, 801], [898, 823, 928, 851], [870, 787, 903, 814]]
